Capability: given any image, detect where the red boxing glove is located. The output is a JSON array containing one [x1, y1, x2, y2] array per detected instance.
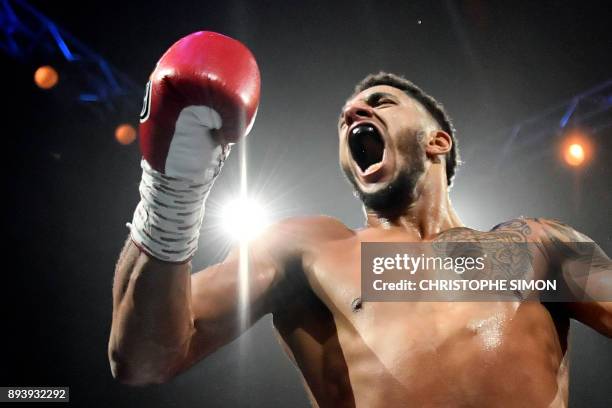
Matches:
[[139, 31, 261, 177], [129, 32, 260, 262]]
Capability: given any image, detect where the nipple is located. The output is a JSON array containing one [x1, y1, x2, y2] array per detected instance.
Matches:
[[351, 297, 363, 312]]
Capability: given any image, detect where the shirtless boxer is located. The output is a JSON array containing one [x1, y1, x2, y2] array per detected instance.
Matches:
[[108, 32, 612, 407]]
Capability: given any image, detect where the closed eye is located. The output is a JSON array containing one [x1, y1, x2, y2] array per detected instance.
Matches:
[[366, 92, 397, 108], [376, 98, 395, 106]]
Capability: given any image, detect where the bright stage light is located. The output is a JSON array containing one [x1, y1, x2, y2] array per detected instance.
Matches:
[[221, 197, 270, 241], [560, 129, 593, 168], [565, 143, 584, 166], [34, 65, 58, 89], [115, 123, 137, 145]]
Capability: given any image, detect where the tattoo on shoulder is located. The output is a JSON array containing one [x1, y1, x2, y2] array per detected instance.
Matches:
[[433, 218, 534, 243], [533, 218, 592, 243], [490, 218, 533, 238], [433, 219, 535, 283], [532, 218, 599, 266]]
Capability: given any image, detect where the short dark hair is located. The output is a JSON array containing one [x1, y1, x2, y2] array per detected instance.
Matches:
[[352, 72, 460, 186]]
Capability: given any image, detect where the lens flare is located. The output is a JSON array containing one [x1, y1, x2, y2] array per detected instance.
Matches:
[[221, 197, 269, 241]]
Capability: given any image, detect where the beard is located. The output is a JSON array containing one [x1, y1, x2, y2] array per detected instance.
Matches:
[[342, 160, 425, 220], [341, 127, 428, 220]]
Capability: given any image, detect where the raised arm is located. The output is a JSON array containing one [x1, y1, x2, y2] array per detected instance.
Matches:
[[108, 31, 264, 385], [534, 218, 612, 337], [109, 221, 299, 385]]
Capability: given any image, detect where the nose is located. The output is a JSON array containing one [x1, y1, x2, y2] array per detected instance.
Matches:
[[342, 102, 374, 128]]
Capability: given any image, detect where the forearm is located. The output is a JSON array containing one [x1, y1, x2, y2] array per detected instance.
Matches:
[[108, 238, 195, 384]]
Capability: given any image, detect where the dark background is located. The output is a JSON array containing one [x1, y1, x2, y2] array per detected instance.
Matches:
[[3, 0, 611, 406]]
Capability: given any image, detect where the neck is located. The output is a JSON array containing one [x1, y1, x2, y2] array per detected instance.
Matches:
[[365, 167, 464, 239]]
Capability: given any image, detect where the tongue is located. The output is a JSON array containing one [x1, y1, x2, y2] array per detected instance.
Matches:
[[363, 161, 383, 175]]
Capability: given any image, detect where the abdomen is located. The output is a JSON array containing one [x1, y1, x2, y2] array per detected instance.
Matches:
[[336, 301, 568, 407]]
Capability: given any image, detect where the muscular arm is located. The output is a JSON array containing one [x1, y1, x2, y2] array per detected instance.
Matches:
[[107, 31, 270, 386], [534, 218, 612, 337], [109, 238, 194, 385], [109, 221, 293, 385], [108, 216, 343, 385]]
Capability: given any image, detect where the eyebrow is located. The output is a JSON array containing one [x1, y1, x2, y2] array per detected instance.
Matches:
[[338, 92, 398, 126]]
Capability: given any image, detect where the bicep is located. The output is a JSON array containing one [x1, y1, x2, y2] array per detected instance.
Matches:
[[185, 245, 282, 362], [561, 244, 612, 337], [534, 218, 612, 336], [535, 218, 611, 299], [174, 215, 347, 371]]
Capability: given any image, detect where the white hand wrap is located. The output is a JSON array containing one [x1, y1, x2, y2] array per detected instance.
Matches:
[[129, 145, 230, 263], [128, 105, 230, 262]]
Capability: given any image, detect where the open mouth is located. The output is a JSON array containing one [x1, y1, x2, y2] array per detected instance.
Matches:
[[349, 124, 386, 175]]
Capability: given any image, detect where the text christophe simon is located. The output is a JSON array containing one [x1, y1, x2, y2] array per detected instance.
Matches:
[[370, 253, 557, 292]]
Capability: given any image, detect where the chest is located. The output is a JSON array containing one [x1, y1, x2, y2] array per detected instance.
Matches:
[[305, 228, 549, 315], [300, 245, 560, 389]]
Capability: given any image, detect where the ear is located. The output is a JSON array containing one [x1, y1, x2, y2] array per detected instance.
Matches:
[[424, 130, 452, 158]]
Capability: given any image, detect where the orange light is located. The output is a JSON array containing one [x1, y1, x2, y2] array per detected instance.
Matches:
[[34, 65, 59, 89], [564, 143, 584, 166], [560, 129, 593, 168], [115, 124, 137, 145]]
